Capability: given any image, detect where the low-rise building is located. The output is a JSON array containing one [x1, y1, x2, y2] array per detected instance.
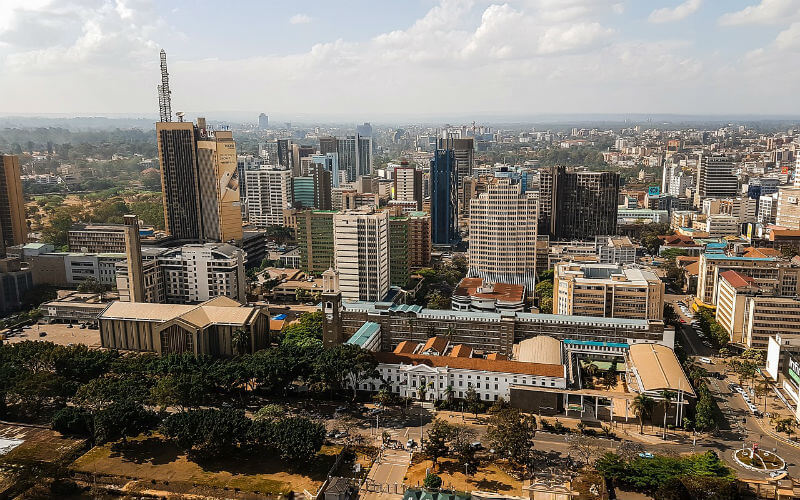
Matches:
[[41, 291, 114, 325], [99, 296, 268, 355], [553, 262, 664, 320], [452, 277, 525, 313], [705, 214, 741, 238], [595, 236, 637, 265]]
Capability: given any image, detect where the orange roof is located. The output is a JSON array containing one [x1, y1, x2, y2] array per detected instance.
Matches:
[[422, 336, 448, 354], [394, 341, 419, 354], [486, 353, 508, 361], [719, 270, 754, 289], [449, 345, 472, 358], [684, 262, 700, 276], [675, 256, 700, 267], [373, 351, 564, 378], [453, 278, 524, 303], [269, 319, 285, 331], [742, 247, 782, 258]]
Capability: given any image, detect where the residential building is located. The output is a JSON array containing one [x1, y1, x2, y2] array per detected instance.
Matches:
[[452, 277, 525, 313], [595, 236, 637, 265], [115, 243, 246, 304], [759, 193, 779, 225], [743, 296, 800, 349], [715, 270, 760, 345], [245, 166, 292, 227], [553, 262, 664, 320], [468, 177, 539, 290], [98, 296, 268, 356], [0, 155, 27, 251], [777, 187, 800, 230], [695, 154, 738, 206], [430, 149, 458, 245], [705, 214, 740, 238], [393, 163, 422, 211], [333, 209, 390, 301]]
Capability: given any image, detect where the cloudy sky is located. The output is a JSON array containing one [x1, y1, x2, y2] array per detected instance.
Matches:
[[0, 0, 798, 119]]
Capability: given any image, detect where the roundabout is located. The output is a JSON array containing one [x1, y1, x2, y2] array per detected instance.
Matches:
[[733, 446, 786, 474]]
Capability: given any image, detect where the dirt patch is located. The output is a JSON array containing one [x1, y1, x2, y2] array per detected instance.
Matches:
[[0, 422, 87, 466], [405, 456, 523, 494], [71, 433, 341, 495]]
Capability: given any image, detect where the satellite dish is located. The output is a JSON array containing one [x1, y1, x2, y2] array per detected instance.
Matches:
[[176, 111, 185, 122]]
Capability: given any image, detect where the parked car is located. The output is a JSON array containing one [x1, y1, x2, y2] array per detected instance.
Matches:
[[699, 357, 713, 364], [639, 452, 655, 459], [38, 331, 47, 337]]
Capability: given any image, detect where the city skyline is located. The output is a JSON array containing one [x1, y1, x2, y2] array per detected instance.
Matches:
[[1, 0, 799, 118]]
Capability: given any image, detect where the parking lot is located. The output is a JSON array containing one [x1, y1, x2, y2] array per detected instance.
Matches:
[[3, 322, 101, 347]]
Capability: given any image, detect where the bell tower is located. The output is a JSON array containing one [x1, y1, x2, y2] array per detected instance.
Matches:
[[321, 268, 344, 347]]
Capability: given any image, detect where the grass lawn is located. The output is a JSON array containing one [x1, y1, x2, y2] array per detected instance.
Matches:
[[405, 456, 523, 494], [71, 433, 341, 495]]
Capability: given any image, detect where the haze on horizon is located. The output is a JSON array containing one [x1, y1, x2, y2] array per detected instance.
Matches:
[[1, 0, 798, 119]]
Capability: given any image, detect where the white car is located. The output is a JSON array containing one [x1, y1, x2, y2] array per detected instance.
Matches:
[[699, 357, 713, 364]]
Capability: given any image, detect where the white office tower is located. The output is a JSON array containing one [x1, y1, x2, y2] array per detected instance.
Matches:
[[759, 193, 779, 225], [244, 167, 292, 227], [333, 209, 390, 302], [467, 177, 539, 290], [158, 243, 246, 304], [662, 164, 693, 197]]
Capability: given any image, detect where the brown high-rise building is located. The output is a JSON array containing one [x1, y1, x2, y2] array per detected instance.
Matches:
[[407, 211, 431, 269], [0, 155, 28, 253], [157, 121, 243, 243], [311, 163, 332, 210]]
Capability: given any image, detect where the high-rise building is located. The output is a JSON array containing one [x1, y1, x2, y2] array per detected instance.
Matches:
[[695, 154, 738, 206], [333, 209, 390, 301], [319, 136, 338, 155], [311, 153, 341, 188], [553, 262, 664, 320], [777, 187, 800, 230], [244, 167, 292, 227], [156, 120, 243, 243], [336, 135, 372, 182], [468, 177, 539, 290], [196, 130, 243, 243], [0, 155, 28, 252], [430, 149, 458, 246], [258, 113, 269, 129], [393, 162, 422, 211], [310, 163, 332, 210], [539, 167, 619, 240], [295, 210, 335, 275], [407, 211, 432, 269], [292, 177, 315, 208], [277, 139, 292, 169], [236, 155, 262, 209], [389, 217, 410, 287], [438, 137, 474, 187], [291, 144, 315, 177]]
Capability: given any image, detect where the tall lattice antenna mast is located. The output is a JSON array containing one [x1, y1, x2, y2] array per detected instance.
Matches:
[[157, 49, 173, 122]]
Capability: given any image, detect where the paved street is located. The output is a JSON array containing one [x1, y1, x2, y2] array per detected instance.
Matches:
[[360, 449, 411, 499]]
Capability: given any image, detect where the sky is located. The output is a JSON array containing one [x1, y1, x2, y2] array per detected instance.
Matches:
[[1, 0, 799, 121]]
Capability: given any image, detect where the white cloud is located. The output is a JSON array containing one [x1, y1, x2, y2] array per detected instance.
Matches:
[[648, 0, 702, 24], [719, 0, 800, 26], [289, 13, 312, 25]]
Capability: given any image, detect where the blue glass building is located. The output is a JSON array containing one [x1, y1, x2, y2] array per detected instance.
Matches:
[[430, 148, 458, 245]]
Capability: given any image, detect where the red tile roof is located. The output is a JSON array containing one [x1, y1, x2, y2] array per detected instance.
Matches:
[[453, 278, 524, 303], [373, 351, 564, 378], [719, 270, 754, 289], [394, 341, 419, 354], [449, 345, 472, 358], [422, 336, 448, 354]]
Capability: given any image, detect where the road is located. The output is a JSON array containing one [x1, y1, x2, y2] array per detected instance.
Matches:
[[360, 449, 411, 499]]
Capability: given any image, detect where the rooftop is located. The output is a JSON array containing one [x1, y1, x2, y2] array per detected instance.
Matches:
[[627, 343, 695, 397], [374, 351, 565, 378], [453, 277, 525, 303], [346, 322, 381, 347], [100, 297, 257, 328], [719, 270, 755, 289]]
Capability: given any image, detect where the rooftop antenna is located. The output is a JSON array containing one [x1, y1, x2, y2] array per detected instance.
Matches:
[[157, 49, 173, 122], [176, 111, 185, 123]]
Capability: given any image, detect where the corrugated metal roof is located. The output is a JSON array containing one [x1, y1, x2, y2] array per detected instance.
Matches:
[[346, 321, 380, 346]]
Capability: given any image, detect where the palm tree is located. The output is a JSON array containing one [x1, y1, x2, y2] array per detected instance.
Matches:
[[631, 394, 655, 434], [232, 328, 250, 356], [661, 390, 675, 440]]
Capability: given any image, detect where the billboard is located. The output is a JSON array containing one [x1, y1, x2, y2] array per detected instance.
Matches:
[[648, 186, 661, 196]]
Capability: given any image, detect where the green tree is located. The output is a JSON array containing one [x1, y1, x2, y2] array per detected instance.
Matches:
[[776, 417, 796, 440], [253, 404, 284, 422], [424, 419, 452, 469], [161, 408, 252, 459], [232, 328, 251, 356], [487, 407, 536, 469], [93, 400, 159, 444], [425, 290, 450, 309], [661, 390, 675, 439], [464, 386, 482, 417], [423, 472, 443, 490], [450, 424, 478, 475], [631, 394, 655, 434], [694, 388, 717, 433], [40, 209, 74, 247]]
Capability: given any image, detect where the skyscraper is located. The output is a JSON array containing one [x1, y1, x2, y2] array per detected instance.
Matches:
[[258, 113, 269, 129], [695, 154, 738, 206], [277, 139, 292, 169], [156, 121, 202, 241], [438, 137, 474, 187], [389, 216, 410, 287], [468, 177, 539, 290], [196, 130, 243, 243], [296, 210, 335, 275], [333, 209, 390, 301], [336, 134, 372, 182], [311, 153, 340, 188], [539, 167, 619, 240], [319, 136, 338, 155], [430, 149, 458, 245], [310, 163, 332, 210], [0, 155, 27, 252]]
